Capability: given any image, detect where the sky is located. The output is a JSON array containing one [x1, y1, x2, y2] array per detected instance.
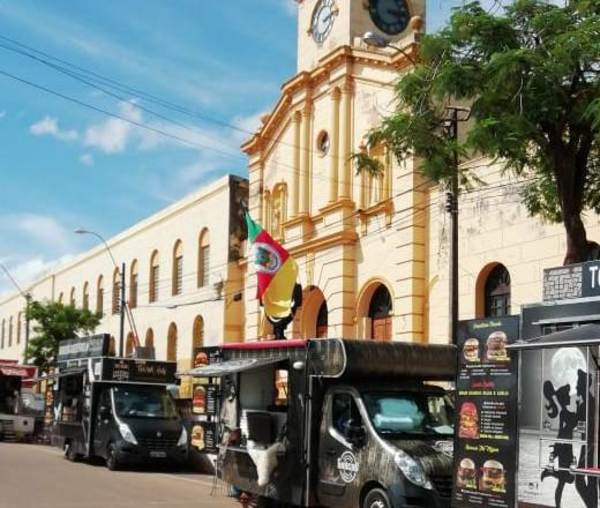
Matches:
[[0, 0, 500, 296]]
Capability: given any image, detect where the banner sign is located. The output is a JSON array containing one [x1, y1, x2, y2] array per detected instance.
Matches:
[[190, 421, 218, 453], [452, 316, 520, 508], [57, 334, 109, 363], [543, 260, 600, 302], [100, 358, 176, 384]]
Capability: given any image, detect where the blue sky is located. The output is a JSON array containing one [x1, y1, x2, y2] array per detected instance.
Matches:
[[0, 0, 494, 295]]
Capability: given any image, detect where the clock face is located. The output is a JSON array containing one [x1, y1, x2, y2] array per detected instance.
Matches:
[[311, 0, 336, 44], [368, 0, 410, 35]]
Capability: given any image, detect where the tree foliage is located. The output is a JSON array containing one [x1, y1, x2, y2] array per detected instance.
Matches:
[[25, 300, 101, 372], [357, 0, 600, 264]]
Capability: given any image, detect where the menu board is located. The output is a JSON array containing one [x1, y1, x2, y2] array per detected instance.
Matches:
[[452, 316, 520, 508], [101, 358, 176, 384], [190, 421, 218, 453], [206, 384, 218, 416]]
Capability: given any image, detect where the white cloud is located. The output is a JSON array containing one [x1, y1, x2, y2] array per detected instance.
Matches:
[[79, 153, 94, 166], [30, 116, 78, 142], [0, 255, 73, 298], [0, 111, 6, 119], [9, 214, 73, 249], [279, 0, 297, 16], [84, 101, 141, 154]]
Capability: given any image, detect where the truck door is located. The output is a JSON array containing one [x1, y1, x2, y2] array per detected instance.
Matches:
[[317, 390, 364, 507], [93, 388, 112, 457]]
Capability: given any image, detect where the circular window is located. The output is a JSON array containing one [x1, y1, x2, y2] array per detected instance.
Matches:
[[317, 131, 330, 156]]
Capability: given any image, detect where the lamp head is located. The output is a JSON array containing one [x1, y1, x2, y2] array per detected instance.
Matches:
[[362, 31, 389, 49]]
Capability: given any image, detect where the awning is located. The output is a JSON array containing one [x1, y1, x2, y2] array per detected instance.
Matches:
[[507, 324, 600, 351], [0, 365, 37, 378], [179, 357, 285, 378]]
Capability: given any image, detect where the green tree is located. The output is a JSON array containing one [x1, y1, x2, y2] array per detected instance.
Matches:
[[356, 0, 600, 264], [25, 300, 101, 372]]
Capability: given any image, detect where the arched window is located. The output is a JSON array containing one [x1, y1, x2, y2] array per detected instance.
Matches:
[[485, 264, 511, 318], [83, 282, 90, 310], [125, 332, 135, 357], [96, 275, 104, 315], [172, 240, 183, 296], [192, 316, 204, 366], [198, 230, 210, 288], [69, 287, 76, 307], [145, 328, 154, 348], [316, 301, 328, 338], [369, 284, 392, 341], [167, 322, 177, 362], [129, 260, 138, 309], [149, 250, 160, 303], [16, 312, 21, 345], [58, 292, 64, 304], [8, 317, 13, 347], [112, 267, 121, 315], [1, 319, 4, 349], [108, 336, 116, 357]]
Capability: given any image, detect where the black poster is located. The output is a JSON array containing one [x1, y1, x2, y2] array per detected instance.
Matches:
[[190, 421, 218, 453], [206, 384, 218, 416], [452, 316, 520, 508], [101, 358, 176, 384]]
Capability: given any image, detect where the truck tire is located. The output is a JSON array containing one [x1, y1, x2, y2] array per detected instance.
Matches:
[[65, 442, 80, 462], [106, 443, 121, 471], [363, 488, 391, 508]]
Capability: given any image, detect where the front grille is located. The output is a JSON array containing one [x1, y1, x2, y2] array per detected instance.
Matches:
[[430, 474, 453, 498], [137, 437, 178, 450]]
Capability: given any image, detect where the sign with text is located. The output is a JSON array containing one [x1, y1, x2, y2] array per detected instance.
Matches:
[[452, 316, 520, 508], [57, 334, 109, 363], [191, 421, 218, 453], [100, 358, 176, 384], [543, 260, 600, 301]]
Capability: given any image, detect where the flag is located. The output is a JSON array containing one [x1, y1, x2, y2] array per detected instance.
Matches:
[[246, 213, 298, 320]]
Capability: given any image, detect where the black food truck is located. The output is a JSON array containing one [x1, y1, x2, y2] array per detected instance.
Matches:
[[52, 334, 188, 470], [184, 338, 457, 508]]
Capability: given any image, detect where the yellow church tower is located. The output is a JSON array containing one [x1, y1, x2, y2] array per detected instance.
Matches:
[[242, 0, 430, 343]]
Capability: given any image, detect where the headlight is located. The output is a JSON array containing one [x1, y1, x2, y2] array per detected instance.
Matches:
[[394, 450, 432, 490], [177, 427, 188, 447], [118, 422, 138, 445]]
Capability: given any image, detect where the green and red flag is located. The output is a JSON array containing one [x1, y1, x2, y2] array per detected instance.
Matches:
[[246, 213, 298, 320]]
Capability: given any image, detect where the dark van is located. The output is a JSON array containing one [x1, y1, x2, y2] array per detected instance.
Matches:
[[185, 338, 456, 508], [52, 335, 188, 470]]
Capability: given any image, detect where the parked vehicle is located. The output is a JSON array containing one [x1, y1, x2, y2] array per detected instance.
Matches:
[[52, 335, 188, 470], [185, 338, 457, 508], [0, 360, 38, 441]]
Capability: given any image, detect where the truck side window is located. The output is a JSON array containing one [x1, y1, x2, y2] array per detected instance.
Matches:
[[332, 393, 361, 436]]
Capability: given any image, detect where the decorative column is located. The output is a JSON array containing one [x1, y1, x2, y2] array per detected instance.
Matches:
[[329, 87, 341, 203], [292, 111, 301, 217], [338, 79, 353, 200], [300, 101, 312, 215]]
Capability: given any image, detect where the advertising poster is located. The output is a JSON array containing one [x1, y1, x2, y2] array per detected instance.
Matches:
[[452, 316, 519, 508], [192, 383, 207, 415], [191, 421, 218, 453]]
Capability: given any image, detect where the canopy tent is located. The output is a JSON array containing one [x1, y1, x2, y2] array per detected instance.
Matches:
[[179, 357, 285, 378], [507, 323, 600, 351]]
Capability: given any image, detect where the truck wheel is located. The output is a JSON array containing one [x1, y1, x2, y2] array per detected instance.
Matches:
[[363, 488, 391, 508], [65, 442, 80, 462], [106, 443, 121, 471]]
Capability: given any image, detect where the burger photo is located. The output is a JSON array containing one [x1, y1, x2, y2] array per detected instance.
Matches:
[[191, 425, 205, 450], [458, 402, 479, 439], [480, 460, 506, 493], [192, 385, 206, 414], [457, 458, 477, 490], [485, 331, 509, 362], [194, 351, 209, 367], [463, 338, 480, 362]]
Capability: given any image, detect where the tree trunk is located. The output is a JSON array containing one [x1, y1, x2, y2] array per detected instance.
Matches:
[[562, 210, 589, 265]]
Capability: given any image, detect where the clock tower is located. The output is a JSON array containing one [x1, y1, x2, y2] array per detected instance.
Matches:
[[297, 0, 425, 72]]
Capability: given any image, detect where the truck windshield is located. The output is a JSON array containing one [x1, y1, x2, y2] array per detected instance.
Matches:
[[112, 385, 178, 419], [363, 391, 454, 438]]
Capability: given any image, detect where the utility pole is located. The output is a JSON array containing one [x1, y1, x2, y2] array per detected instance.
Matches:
[[444, 106, 470, 346], [119, 262, 126, 357]]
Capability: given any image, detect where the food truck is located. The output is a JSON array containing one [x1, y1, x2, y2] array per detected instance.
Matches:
[[184, 338, 457, 508], [52, 334, 188, 470], [453, 260, 600, 508], [0, 359, 38, 441]]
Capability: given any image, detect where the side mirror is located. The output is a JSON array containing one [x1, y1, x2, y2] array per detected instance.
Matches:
[[345, 420, 366, 447]]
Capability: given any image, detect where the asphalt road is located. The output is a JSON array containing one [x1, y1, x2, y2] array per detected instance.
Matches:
[[0, 443, 238, 508]]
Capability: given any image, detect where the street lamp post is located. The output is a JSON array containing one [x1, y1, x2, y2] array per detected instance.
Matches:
[[0, 262, 32, 363], [75, 229, 126, 357]]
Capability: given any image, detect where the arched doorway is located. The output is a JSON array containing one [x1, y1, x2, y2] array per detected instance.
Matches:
[[167, 323, 177, 362], [300, 286, 327, 339], [475, 263, 511, 318], [125, 332, 135, 357], [192, 316, 204, 367], [369, 285, 392, 341]]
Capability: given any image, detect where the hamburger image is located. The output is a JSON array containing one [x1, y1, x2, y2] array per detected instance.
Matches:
[[480, 460, 506, 493], [458, 402, 479, 439], [486, 331, 509, 362], [191, 425, 205, 450], [457, 458, 477, 489], [194, 351, 209, 367], [192, 385, 206, 414], [463, 338, 480, 362]]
